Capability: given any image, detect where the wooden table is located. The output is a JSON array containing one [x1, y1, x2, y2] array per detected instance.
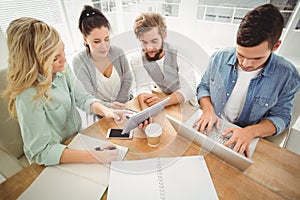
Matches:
[[1, 101, 300, 200]]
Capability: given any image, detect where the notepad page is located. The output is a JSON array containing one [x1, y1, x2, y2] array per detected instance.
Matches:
[[108, 158, 160, 200], [70, 133, 128, 161], [18, 166, 105, 200], [107, 156, 218, 200], [161, 156, 218, 200], [57, 133, 128, 186]]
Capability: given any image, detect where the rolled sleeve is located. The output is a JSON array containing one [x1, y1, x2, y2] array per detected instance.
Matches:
[[264, 116, 286, 135], [196, 71, 211, 101], [82, 97, 99, 114], [45, 143, 67, 166], [197, 82, 211, 101]]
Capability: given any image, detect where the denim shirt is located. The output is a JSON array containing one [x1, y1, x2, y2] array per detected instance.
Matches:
[[16, 64, 97, 165], [197, 48, 300, 135]]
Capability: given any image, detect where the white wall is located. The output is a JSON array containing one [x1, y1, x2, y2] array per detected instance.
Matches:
[[1, 1, 299, 69], [278, 3, 300, 68], [0, 29, 8, 70], [280, 30, 300, 68], [194, 20, 238, 55]]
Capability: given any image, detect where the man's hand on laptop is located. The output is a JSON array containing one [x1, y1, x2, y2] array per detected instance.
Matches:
[[222, 127, 254, 158], [193, 110, 221, 134]]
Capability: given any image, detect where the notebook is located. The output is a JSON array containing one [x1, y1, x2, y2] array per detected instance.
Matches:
[[107, 156, 218, 200], [167, 109, 259, 171], [18, 134, 128, 200]]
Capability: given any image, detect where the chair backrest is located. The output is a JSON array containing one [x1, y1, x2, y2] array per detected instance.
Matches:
[[291, 85, 300, 126], [283, 89, 300, 154], [0, 68, 24, 159]]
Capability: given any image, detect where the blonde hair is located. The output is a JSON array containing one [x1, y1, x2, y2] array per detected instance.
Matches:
[[3, 17, 61, 118], [133, 13, 167, 38]]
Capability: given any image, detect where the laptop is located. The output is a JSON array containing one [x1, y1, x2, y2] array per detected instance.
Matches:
[[166, 109, 259, 171]]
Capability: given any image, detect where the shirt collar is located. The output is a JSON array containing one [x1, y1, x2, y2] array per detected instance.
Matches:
[[260, 53, 275, 77], [37, 71, 64, 88], [228, 48, 275, 77], [227, 48, 237, 68]]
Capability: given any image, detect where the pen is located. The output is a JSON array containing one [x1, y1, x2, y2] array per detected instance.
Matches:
[[95, 146, 117, 151]]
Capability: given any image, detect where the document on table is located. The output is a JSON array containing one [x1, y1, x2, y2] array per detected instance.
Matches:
[[107, 155, 218, 200], [18, 134, 128, 200]]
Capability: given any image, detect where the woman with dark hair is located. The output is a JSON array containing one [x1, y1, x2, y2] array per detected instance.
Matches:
[[73, 5, 132, 112]]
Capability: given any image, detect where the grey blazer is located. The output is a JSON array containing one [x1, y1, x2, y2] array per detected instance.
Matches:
[[72, 45, 133, 106]]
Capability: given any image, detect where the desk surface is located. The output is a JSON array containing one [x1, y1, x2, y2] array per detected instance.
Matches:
[[1, 101, 300, 200]]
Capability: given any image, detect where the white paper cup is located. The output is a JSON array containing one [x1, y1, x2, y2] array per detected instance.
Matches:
[[145, 123, 162, 147]]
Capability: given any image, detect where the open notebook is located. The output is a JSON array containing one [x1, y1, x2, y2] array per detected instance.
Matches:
[[18, 134, 128, 200], [107, 156, 218, 200]]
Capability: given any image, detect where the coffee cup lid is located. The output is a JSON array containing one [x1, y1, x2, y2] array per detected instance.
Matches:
[[145, 123, 162, 137]]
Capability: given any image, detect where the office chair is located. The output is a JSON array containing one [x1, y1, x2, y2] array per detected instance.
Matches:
[[284, 89, 300, 155], [0, 68, 29, 180]]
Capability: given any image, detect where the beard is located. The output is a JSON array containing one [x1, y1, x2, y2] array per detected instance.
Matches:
[[144, 43, 164, 62]]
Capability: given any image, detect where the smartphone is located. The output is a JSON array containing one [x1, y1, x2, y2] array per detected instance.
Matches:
[[106, 128, 133, 139]]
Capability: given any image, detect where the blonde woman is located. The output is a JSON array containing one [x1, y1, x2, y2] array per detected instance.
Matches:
[[3, 17, 123, 166]]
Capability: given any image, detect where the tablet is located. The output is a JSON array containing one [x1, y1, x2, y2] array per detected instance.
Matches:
[[122, 97, 170, 134]]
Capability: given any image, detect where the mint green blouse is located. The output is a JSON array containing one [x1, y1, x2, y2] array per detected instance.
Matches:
[[16, 64, 97, 165]]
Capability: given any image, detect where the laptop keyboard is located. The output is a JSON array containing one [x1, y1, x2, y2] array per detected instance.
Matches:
[[203, 128, 235, 149], [191, 119, 236, 149], [184, 110, 237, 149], [180, 110, 259, 159], [208, 129, 229, 144]]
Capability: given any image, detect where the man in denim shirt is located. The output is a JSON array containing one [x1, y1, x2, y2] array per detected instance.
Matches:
[[196, 4, 300, 157]]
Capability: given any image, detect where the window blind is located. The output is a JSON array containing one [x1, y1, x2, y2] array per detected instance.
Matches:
[[0, 0, 63, 35]]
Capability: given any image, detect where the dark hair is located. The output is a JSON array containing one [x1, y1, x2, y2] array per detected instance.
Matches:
[[78, 5, 111, 37], [237, 4, 284, 49]]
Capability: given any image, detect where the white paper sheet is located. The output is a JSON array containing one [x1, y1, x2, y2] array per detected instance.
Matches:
[[18, 133, 128, 200], [107, 156, 218, 200]]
